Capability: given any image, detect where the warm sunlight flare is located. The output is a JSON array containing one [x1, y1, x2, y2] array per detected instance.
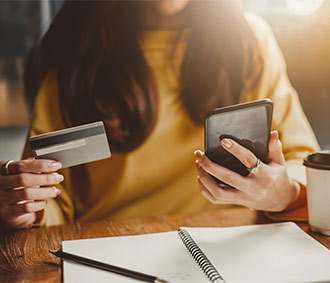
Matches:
[[286, 0, 324, 15]]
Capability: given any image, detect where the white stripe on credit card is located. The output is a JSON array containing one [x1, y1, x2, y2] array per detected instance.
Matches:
[[34, 139, 86, 156]]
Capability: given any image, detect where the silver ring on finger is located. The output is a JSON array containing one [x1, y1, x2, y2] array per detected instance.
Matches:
[[247, 158, 261, 174], [3, 160, 14, 176]]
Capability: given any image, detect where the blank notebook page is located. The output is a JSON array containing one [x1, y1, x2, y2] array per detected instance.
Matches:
[[186, 223, 330, 283], [62, 222, 330, 283], [63, 231, 207, 282]]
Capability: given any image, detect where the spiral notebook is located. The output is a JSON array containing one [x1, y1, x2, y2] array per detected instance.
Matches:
[[62, 222, 330, 283]]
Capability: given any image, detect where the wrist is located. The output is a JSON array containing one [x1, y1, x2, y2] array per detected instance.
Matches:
[[290, 179, 300, 201], [282, 179, 301, 211]]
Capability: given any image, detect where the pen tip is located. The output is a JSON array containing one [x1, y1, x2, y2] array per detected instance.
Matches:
[[49, 250, 58, 255]]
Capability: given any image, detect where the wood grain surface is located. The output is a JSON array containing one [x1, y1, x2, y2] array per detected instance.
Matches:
[[0, 208, 329, 282]]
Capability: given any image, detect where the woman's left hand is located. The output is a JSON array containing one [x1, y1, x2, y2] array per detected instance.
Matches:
[[195, 130, 300, 212]]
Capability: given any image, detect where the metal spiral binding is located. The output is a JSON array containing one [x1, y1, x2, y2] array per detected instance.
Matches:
[[178, 228, 225, 283]]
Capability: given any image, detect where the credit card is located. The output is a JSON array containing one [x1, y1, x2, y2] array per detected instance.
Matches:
[[29, 121, 111, 168]]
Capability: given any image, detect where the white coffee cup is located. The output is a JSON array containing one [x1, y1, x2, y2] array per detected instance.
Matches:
[[303, 151, 330, 236]]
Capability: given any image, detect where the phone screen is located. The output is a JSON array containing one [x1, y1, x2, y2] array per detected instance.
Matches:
[[205, 100, 273, 187]]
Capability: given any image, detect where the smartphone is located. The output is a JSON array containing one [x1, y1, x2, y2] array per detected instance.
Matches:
[[204, 99, 273, 188]]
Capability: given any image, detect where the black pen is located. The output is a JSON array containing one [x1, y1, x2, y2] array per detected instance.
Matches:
[[49, 250, 167, 283]]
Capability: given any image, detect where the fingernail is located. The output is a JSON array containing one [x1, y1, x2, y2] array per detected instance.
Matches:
[[54, 173, 64, 182], [53, 187, 61, 195], [194, 150, 204, 161], [51, 162, 62, 170], [221, 138, 232, 149]]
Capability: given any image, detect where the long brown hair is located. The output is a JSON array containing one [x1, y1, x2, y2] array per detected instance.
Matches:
[[24, 0, 263, 153]]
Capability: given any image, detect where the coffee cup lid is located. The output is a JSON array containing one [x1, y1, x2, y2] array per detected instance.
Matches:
[[303, 150, 330, 170]]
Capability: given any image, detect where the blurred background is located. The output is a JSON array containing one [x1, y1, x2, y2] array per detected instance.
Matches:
[[0, 0, 329, 161]]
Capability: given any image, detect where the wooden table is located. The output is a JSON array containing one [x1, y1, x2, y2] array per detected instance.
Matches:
[[0, 207, 329, 282]]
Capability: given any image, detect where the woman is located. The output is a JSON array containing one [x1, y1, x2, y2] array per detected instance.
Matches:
[[0, 0, 319, 228]]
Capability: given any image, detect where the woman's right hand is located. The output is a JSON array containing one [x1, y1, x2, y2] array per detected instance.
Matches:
[[0, 159, 63, 228]]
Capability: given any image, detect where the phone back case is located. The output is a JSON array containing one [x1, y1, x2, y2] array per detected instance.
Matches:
[[204, 99, 273, 187]]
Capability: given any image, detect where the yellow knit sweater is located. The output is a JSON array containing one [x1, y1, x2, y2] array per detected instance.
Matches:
[[23, 14, 319, 226]]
